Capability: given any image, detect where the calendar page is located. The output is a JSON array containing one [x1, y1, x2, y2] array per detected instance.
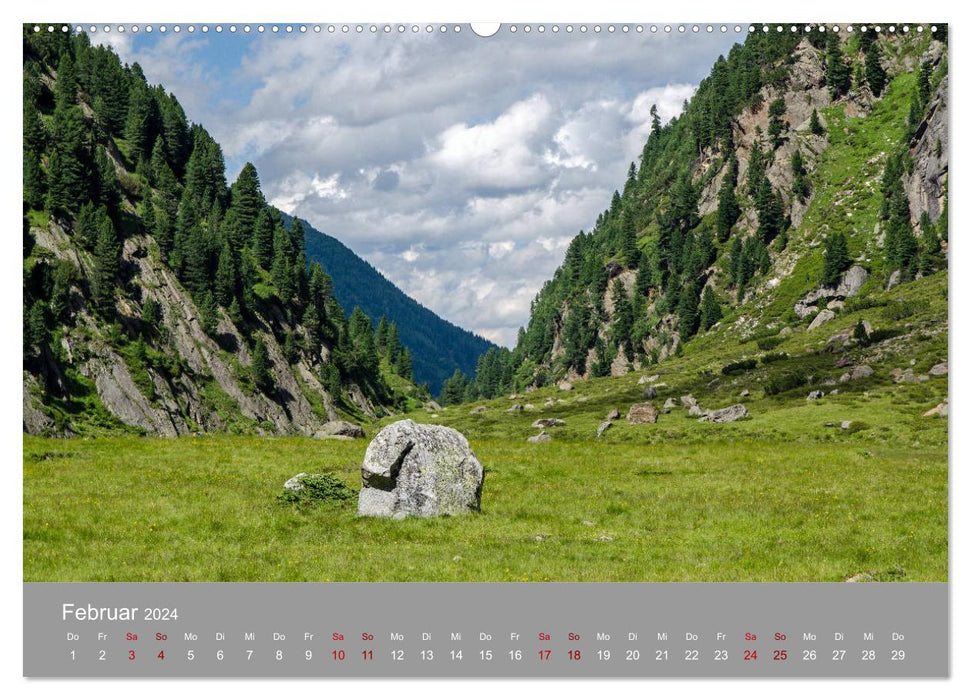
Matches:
[[21, 19, 949, 679]]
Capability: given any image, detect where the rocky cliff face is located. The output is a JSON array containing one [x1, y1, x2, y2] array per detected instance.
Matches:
[[904, 75, 948, 225], [25, 216, 352, 437]]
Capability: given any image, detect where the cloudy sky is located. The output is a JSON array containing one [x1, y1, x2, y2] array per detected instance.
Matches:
[[102, 25, 739, 347]]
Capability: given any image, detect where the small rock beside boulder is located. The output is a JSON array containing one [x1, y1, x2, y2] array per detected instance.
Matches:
[[281, 473, 356, 505], [357, 419, 483, 519], [606, 408, 621, 421], [314, 420, 365, 439], [596, 421, 612, 438], [807, 390, 825, 401], [527, 432, 552, 444], [662, 398, 677, 413], [627, 402, 659, 424]]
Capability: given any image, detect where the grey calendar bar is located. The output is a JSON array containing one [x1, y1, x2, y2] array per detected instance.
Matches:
[[23, 582, 947, 677]]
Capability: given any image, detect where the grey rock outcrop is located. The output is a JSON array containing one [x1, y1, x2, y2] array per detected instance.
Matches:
[[794, 266, 869, 318], [315, 420, 365, 439], [532, 418, 566, 428], [929, 362, 948, 377], [357, 420, 483, 519], [701, 404, 749, 423], [850, 365, 874, 380]]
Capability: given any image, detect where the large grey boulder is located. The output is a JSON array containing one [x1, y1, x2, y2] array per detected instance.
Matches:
[[357, 420, 483, 519], [315, 420, 365, 439]]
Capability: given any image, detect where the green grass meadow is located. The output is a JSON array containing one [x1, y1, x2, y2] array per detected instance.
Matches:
[[24, 422, 946, 582]]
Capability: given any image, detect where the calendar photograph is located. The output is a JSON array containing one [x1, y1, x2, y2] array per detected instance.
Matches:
[[22, 22, 948, 585]]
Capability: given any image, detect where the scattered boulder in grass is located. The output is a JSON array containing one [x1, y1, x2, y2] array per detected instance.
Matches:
[[850, 365, 874, 380], [544, 398, 556, 408], [808, 309, 836, 331], [924, 401, 948, 418], [807, 390, 825, 401], [596, 421, 612, 438], [357, 419, 484, 519], [662, 398, 677, 413], [642, 385, 658, 400], [527, 432, 552, 444], [895, 369, 918, 384], [681, 395, 698, 409], [281, 473, 356, 505], [314, 420, 365, 439], [424, 400, 443, 411], [701, 404, 749, 423], [558, 380, 574, 391], [688, 404, 705, 417], [469, 406, 487, 415], [739, 389, 750, 398], [532, 418, 566, 428], [507, 404, 525, 413], [845, 572, 876, 583], [841, 420, 853, 430], [929, 362, 948, 377], [627, 402, 659, 424], [606, 408, 621, 421], [637, 374, 659, 385]]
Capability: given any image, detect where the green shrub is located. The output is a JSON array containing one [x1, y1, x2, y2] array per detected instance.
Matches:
[[278, 473, 356, 506], [884, 299, 929, 321], [866, 328, 902, 344], [764, 372, 808, 396], [722, 359, 758, 375], [757, 336, 784, 351], [760, 352, 789, 365]]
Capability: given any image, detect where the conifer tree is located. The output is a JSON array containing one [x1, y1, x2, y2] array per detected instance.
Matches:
[[251, 339, 274, 393], [214, 241, 237, 306], [864, 42, 887, 96], [822, 232, 850, 286], [826, 34, 852, 99], [676, 282, 700, 340], [620, 210, 639, 267], [92, 216, 120, 316], [791, 149, 809, 202], [23, 149, 45, 209], [809, 109, 824, 136], [698, 286, 722, 331], [716, 157, 741, 242]]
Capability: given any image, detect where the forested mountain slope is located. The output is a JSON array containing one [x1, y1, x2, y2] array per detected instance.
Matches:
[[22, 26, 427, 436], [447, 25, 948, 403], [289, 214, 497, 395]]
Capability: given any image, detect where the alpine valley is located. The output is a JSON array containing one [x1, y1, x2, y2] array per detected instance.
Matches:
[[23, 25, 948, 583]]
